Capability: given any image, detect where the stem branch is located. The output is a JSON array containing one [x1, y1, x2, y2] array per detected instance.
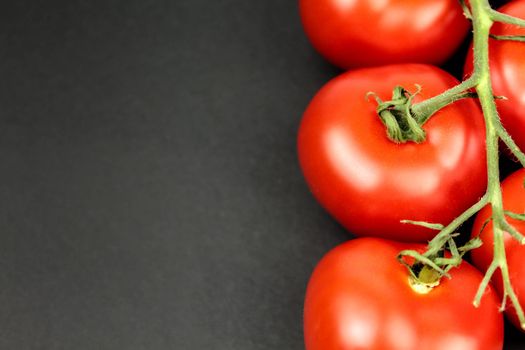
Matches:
[[497, 125, 525, 167], [411, 76, 477, 123], [490, 9, 525, 27], [399, 0, 525, 329]]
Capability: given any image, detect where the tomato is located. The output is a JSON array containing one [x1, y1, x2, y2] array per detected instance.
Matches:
[[470, 168, 525, 330], [299, 0, 470, 69], [464, 0, 525, 153], [304, 238, 504, 350], [298, 64, 487, 242]]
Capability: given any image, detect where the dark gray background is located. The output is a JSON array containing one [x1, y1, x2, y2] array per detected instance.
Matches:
[[1, 0, 523, 349]]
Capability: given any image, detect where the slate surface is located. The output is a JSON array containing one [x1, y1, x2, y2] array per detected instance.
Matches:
[[1, 0, 523, 349]]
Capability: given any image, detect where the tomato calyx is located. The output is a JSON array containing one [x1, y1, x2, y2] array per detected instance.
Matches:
[[408, 266, 441, 294], [398, 229, 483, 293], [367, 85, 425, 143], [368, 85, 477, 144]]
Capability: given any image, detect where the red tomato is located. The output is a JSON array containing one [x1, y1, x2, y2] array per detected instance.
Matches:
[[304, 238, 504, 350], [298, 64, 487, 242], [471, 168, 525, 330], [464, 0, 525, 153], [299, 0, 470, 69]]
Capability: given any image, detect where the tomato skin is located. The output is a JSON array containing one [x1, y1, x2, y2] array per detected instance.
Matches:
[[298, 64, 487, 242], [304, 238, 504, 350], [471, 168, 525, 330], [299, 0, 470, 69], [464, 0, 525, 153]]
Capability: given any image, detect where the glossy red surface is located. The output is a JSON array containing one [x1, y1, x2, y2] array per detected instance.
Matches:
[[299, 0, 470, 69], [298, 64, 487, 242], [304, 238, 504, 350]]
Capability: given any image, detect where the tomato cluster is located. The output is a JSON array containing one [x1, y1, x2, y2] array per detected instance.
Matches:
[[298, 1, 525, 349]]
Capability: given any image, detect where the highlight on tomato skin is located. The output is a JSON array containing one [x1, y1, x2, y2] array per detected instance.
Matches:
[[297, 64, 487, 243], [464, 0, 525, 155], [298, 0, 470, 69], [303, 237, 504, 350], [470, 168, 525, 331]]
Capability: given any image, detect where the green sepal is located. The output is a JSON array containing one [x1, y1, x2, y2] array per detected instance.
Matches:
[[400, 220, 444, 231]]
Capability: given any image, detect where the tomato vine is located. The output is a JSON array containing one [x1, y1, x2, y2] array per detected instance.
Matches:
[[390, 0, 525, 329]]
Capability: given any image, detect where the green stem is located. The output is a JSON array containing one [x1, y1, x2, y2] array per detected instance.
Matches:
[[373, 2, 525, 144], [425, 194, 488, 250], [497, 125, 525, 167], [473, 260, 498, 306], [399, 0, 525, 329], [490, 9, 525, 27], [459, 0, 473, 19], [411, 77, 477, 123], [490, 34, 525, 42], [464, 0, 525, 328]]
